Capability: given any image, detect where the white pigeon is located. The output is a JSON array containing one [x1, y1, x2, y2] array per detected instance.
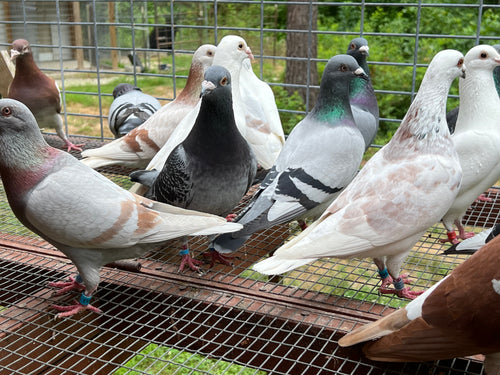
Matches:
[[129, 35, 257, 194], [441, 45, 500, 244], [80, 44, 216, 169], [239, 58, 285, 169], [0, 98, 242, 318], [253, 49, 466, 300]]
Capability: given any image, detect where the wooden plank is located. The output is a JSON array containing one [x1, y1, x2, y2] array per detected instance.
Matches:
[[0, 49, 14, 98]]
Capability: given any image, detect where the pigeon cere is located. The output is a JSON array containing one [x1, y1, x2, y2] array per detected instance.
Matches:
[[0, 2, 499, 375]]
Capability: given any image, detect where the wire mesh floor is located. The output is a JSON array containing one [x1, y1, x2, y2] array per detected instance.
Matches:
[[0, 135, 495, 375]]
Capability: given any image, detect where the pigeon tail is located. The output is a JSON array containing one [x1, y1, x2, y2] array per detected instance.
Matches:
[[253, 256, 315, 275], [338, 309, 410, 347], [210, 232, 250, 254], [192, 221, 243, 236]]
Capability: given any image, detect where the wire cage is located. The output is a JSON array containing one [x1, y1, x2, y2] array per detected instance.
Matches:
[[0, 1, 500, 374]]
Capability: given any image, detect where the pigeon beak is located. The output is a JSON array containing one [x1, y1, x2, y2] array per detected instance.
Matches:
[[460, 68, 466, 79], [354, 67, 369, 80], [201, 80, 216, 97], [246, 47, 255, 62], [10, 49, 20, 61], [359, 45, 369, 56]]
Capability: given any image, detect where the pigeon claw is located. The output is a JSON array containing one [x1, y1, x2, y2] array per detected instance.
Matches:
[[178, 253, 204, 273], [476, 194, 492, 203], [225, 213, 237, 222], [204, 248, 234, 267], [440, 231, 460, 244], [48, 276, 86, 295], [52, 301, 102, 318], [64, 140, 84, 153], [379, 286, 423, 300]]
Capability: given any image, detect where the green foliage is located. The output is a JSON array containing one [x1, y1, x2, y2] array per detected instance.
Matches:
[[114, 343, 266, 375]]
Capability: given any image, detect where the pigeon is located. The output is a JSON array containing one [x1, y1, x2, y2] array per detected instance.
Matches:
[[239, 57, 285, 168], [209, 54, 367, 263], [80, 44, 216, 169], [338, 235, 500, 375], [0, 98, 242, 317], [7, 39, 83, 152], [446, 44, 500, 134], [136, 35, 274, 189], [441, 45, 500, 244], [443, 223, 500, 255], [130, 65, 257, 272], [108, 83, 161, 138], [253, 49, 466, 300], [346, 37, 379, 150]]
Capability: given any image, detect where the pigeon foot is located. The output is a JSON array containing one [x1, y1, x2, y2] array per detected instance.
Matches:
[[52, 302, 102, 318], [64, 140, 84, 153], [476, 194, 492, 203], [204, 248, 234, 267], [178, 252, 204, 273], [379, 286, 423, 300], [48, 275, 85, 295], [225, 213, 237, 222], [52, 292, 102, 318], [440, 231, 460, 244]]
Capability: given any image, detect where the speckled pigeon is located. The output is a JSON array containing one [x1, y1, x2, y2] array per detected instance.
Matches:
[[130, 65, 257, 272], [108, 83, 161, 138], [81, 44, 216, 169], [0, 98, 242, 318], [209, 54, 367, 265], [346, 37, 379, 150], [7, 39, 83, 152], [339, 233, 500, 375], [253, 50, 465, 300], [441, 45, 500, 244]]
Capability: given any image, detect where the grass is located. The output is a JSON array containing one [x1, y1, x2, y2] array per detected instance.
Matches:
[[114, 344, 266, 375]]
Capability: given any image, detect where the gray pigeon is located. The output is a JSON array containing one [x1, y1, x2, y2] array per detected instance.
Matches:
[[130, 65, 257, 272], [446, 44, 500, 134], [346, 37, 379, 150], [209, 54, 367, 263], [108, 83, 161, 138], [0, 98, 242, 318]]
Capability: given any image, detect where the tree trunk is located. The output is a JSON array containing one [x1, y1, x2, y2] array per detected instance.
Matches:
[[285, 1, 318, 109]]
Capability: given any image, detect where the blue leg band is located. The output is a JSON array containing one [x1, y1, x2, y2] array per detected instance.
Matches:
[[179, 249, 190, 256], [393, 278, 405, 291], [378, 268, 389, 279], [79, 293, 92, 306]]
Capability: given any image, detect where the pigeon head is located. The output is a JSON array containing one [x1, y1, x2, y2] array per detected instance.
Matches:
[[464, 44, 500, 74], [10, 39, 32, 62], [214, 35, 254, 65], [192, 44, 217, 69], [321, 54, 368, 87], [112, 83, 141, 99], [200, 65, 231, 99], [0, 99, 43, 139], [347, 37, 369, 57]]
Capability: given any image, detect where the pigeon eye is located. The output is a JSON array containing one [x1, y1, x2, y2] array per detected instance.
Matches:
[[1, 107, 12, 116], [339, 64, 348, 72], [457, 58, 464, 68], [350, 43, 355, 50], [207, 51, 213, 56], [238, 43, 243, 49], [220, 77, 228, 86], [480, 51, 488, 59]]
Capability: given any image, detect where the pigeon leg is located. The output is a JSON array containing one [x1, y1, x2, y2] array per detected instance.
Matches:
[[48, 274, 86, 295], [379, 276, 424, 300], [457, 221, 474, 240], [297, 219, 308, 231], [178, 246, 204, 273], [225, 213, 237, 222], [204, 248, 235, 267], [52, 292, 102, 318], [440, 230, 460, 244], [63, 138, 84, 153]]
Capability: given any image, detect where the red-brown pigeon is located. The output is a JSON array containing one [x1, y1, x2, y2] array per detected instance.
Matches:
[[339, 233, 500, 375], [7, 39, 83, 152]]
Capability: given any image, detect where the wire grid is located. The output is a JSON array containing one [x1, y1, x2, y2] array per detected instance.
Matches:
[[0, 1, 499, 374], [0, 135, 496, 374], [0, 0, 499, 141]]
